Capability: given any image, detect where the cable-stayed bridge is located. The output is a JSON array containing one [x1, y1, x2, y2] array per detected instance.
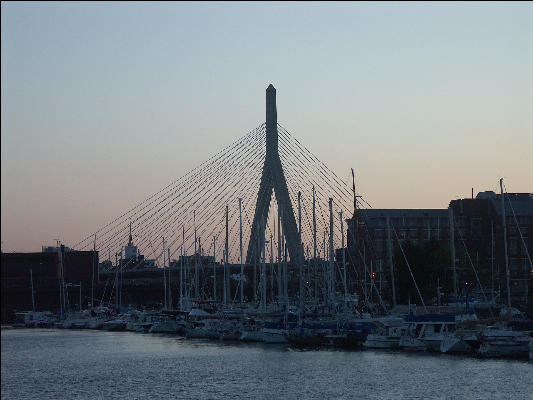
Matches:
[[73, 85, 370, 306]]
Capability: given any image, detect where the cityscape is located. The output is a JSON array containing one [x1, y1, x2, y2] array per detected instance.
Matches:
[[2, 2, 532, 400]]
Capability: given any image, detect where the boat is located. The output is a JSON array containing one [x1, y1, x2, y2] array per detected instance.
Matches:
[[333, 321, 378, 348], [12, 311, 56, 328], [102, 316, 128, 331], [286, 321, 336, 346], [219, 319, 243, 341], [363, 317, 406, 349], [263, 321, 292, 344], [399, 314, 456, 352], [240, 318, 265, 342], [440, 328, 480, 354], [477, 326, 531, 358], [185, 319, 221, 339], [148, 311, 187, 334]]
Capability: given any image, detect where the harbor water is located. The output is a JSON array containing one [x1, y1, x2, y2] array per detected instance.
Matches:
[[2, 329, 532, 400]]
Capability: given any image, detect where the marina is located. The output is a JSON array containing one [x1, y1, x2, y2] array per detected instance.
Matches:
[[3, 85, 532, 363], [2, 4, 533, 399], [6, 302, 533, 360]]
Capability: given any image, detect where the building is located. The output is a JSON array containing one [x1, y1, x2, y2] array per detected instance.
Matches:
[[0, 246, 98, 322], [343, 191, 532, 307], [1, 246, 98, 322], [449, 191, 533, 305], [345, 208, 450, 300]]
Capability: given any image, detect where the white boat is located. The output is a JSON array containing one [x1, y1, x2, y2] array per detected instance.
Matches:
[[102, 317, 128, 331], [184, 308, 221, 339], [149, 318, 185, 334], [185, 319, 221, 339], [62, 311, 97, 329], [87, 307, 114, 329], [440, 325, 483, 354], [363, 318, 405, 349], [477, 326, 530, 358], [399, 335, 427, 351], [440, 331, 475, 354], [240, 319, 265, 342], [262, 326, 289, 343], [219, 320, 242, 341], [399, 314, 460, 352], [423, 323, 457, 352], [241, 329, 264, 342], [399, 321, 429, 351], [13, 311, 56, 328], [263, 329, 288, 343]]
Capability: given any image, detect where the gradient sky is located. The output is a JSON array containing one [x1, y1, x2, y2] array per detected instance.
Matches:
[[2, 2, 532, 252]]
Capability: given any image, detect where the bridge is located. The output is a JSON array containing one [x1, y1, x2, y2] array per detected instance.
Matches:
[[73, 84, 372, 308]]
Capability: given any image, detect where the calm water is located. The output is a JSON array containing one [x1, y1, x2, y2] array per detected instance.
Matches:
[[1, 329, 532, 400]]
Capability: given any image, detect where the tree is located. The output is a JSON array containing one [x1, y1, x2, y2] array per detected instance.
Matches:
[[393, 239, 452, 305]]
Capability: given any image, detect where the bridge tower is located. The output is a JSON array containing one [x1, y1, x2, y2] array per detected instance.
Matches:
[[246, 84, 301, 264]]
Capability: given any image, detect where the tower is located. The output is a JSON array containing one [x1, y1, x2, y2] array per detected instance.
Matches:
[[246, 84, 301, 264]]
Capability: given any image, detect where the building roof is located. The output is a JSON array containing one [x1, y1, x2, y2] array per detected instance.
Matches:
[[360, 209, 448, 219], [489, 194, 533, 217]]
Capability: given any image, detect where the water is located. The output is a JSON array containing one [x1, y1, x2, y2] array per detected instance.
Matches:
[[2, 329, 531, 400]]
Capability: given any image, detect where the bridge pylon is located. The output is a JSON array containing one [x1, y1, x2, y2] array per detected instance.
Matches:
[[246, 84, 301, 265]]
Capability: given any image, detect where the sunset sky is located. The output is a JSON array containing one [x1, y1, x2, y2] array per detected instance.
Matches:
[[2, 2, 532, 252]]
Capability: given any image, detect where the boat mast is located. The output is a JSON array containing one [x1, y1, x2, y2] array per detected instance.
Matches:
[[239, 198, 243, 304], [323, 231, 326, 303], [180, 226, 184, 309], [261, 215, 266, 312], [449, 208, 457, 297], [277, 208, 282, 302], [340, 210, 347, 302], [298, 191, 304, 314], [92, 234, 96, 308], [270, 234, 274, 303], [30, 269, 35, 312], [283, 223, 288, 301], [120, 248, 123, 311], [168, 248, 172, 309], [213, 236, 217, 302], [329, 198, 334, 306], [500, 178, 511, 310], [491, 220, 494, 302], [312, 187, 317, 302], [194, 210, 198, 300], [57, 240, 66, 318], [163, 237, 167, 309], [225, 204, 229, 306], [387, 216, 397, 309], [351, 169, 363, 314], [115, 252, 119, 312]]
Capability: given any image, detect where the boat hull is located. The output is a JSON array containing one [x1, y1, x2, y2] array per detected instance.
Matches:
[[263, 329, 288, 344], [364, 334, 400, 349]]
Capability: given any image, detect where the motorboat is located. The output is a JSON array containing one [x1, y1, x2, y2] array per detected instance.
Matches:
[[185, 319, 221, 339], [240, 318, 265, 342], [364, 317, 406, 349], [12, 311, 56, 328], [477, 326, 531, 358]]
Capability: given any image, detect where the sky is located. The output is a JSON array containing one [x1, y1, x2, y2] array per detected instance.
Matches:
[[1, 2, 532, 252]]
